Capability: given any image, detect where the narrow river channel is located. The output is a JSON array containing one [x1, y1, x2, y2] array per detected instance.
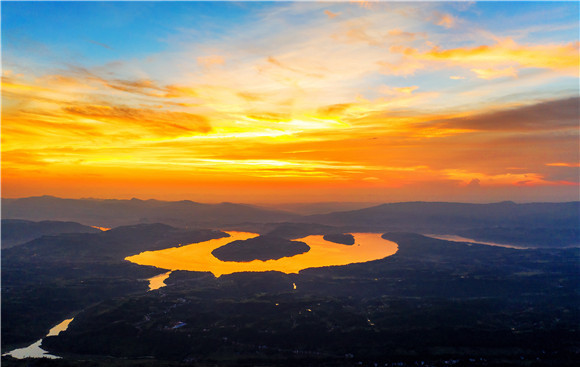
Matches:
[[3, 318, 74, 359], [3, 271, 168, 359]]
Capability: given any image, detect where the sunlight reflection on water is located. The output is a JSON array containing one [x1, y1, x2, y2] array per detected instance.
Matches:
[[3, 318, 74, 359], [146, 271, 172, 291], [126, 231, 398, 277], [423, 234, 529, 249]]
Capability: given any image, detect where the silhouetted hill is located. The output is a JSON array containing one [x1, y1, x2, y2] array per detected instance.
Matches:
[[307, 201, 580, 247], [1, 196, 298, 227], [212, 235, 310, 262], [2, 223, 228, 263], [3, 198, 578, 247], [455, 226, 580, 247], [257, 201, 380, 215], [323, 233, 355, 245], [309, 201, 578, 228], [1, 219, 101, 248]]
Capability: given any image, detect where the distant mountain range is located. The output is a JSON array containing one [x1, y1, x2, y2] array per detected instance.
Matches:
[[307, 201, 580, 247], [308, 201, 579, 231], [2, 197, 579, 247], [256, 201, 380, 215], [1, 196, 298, 228]]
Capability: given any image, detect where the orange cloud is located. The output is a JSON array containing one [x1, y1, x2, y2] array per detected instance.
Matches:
[[378, 60, 424, 76], [350, 0, 374, 9], [546, 162, 580, 167], [378, 85, 419, 95], [103, 78, 166, 96], [421, 38, 579, 75], [164, 85, 199, 98], [442, 169, 548, 187], [10, 69, 168, 99], [317, 103, 354, 118], [324, 10, 339, 19], [388, 28, 424, 40], [471, 67, 518, 80], [384, 38, 579, 80], [2, 76, 51, 93], [342, 26, 381, 46], [262, 56, 324, 80], [431, 12, 455, 28], [62, 104, 212, 137]]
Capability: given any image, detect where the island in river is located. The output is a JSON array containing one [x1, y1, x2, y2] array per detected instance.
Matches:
[[211, 235, 310, 262], [323, 233, 355, 245]]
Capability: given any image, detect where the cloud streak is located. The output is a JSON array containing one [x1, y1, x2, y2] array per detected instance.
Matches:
[[419, 38, 579, 76], [427, 97, 579, 132], [62, 104, 213, 136]]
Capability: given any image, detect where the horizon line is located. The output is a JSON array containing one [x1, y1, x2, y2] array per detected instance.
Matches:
[[2, 194, 578, 206]]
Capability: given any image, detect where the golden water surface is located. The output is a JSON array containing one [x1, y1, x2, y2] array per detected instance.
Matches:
[[47, 318, 74, 337], [147, 271, 172, 291], [125, 232, 398, 277], [3, 318, 74, 359]]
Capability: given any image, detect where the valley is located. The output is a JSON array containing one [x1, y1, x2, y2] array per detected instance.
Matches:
[[1, 199, 579, 366]]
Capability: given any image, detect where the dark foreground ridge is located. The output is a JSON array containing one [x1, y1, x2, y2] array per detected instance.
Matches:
[[212, 235, 310, 262]]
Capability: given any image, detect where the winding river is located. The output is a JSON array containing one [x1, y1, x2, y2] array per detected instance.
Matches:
[[3, 318, 74, 359], [4, 270, 177, 359], [126, 231, 398, 277], [5, 232, 398, 359]]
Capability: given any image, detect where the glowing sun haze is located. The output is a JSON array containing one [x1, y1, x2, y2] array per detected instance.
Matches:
[[2, 1, 579, 203]]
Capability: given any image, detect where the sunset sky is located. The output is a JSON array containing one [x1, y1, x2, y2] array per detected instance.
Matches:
[[2, 1, 579, 203]]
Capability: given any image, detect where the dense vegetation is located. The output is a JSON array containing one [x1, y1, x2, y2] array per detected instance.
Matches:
[[322, 233, 355, 245], [212, 235, 310, 261], [1, 224, 227, 347], [4, 232, 576, 366]]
